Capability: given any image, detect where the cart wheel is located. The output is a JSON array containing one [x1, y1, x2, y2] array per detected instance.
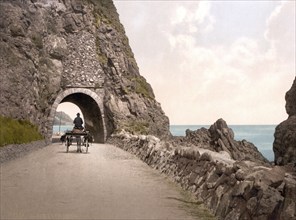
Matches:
[[66, 137, 70, 153], [85, 139, 89, 153]]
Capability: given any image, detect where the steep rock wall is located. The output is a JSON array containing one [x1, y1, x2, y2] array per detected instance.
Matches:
[[0, 0, 171, 142], [274, 77, 296, 165]]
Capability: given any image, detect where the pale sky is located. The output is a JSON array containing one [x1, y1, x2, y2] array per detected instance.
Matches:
[[113, 0, 295, 125], [58, 1, 295, 125], [57, 102, 82, 121]]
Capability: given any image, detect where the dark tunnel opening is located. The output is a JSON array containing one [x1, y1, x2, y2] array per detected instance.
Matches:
[[60, 93, 105, 143]]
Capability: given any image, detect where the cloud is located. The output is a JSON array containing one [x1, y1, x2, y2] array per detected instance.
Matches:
[[114, 1, 295, 125], [170, 2, 215, 34], [265, 1, 296, 64]]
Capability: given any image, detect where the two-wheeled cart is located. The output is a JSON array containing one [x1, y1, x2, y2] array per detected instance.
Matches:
[[64, 130, 90, 153]]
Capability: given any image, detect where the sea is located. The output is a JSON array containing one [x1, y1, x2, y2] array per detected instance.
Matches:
[[53, 124, 276, 161], [170, 125, 276, 162]]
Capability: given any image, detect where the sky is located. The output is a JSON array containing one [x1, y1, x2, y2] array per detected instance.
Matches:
[[112, 0, 295, 125], [57, 103, 82, 121], [58, 0, 295, 125]]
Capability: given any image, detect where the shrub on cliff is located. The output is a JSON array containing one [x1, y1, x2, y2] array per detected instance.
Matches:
[[0, 116, 43, 147]]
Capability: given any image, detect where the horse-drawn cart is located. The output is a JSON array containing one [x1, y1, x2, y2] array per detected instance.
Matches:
[[64, 129, 91, 153]]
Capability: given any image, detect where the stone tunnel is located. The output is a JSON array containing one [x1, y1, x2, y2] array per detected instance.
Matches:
[[0, 0, 171, 144], [48, 88, 107, 143]]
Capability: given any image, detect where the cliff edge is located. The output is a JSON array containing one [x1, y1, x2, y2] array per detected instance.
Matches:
[[274, 77, 296, 165]]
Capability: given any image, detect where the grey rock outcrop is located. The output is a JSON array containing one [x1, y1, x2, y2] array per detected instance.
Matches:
[[274, 77, 296, 165], [178, 119, 269, 164], [0, 0, 171, 141], [286, 77, 296, 116]]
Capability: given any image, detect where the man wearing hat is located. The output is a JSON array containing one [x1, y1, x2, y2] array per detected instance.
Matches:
[[73, 113, 84, 153], [73, 113, 84, 130]]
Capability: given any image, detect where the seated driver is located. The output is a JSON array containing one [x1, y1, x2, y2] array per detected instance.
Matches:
[[73, 113, 84, 130]]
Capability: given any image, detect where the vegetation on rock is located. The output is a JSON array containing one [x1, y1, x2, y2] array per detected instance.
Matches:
[[117, 119, 150, 135], [0, 116, 43, 147], [131, 76, 155, 99]]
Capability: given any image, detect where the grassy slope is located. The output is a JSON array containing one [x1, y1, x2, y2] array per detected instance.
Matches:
[[0, 115, 43, 147]]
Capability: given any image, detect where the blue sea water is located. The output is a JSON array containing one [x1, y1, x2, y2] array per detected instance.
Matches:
[[53, 125, 73, 134], [53, 125, 276, 161], [170, 125, 276, 162]]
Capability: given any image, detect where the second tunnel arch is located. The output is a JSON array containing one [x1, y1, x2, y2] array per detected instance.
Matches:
[[49, 88, 107, 143]]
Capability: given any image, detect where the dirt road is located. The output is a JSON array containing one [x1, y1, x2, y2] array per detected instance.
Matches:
[[1, 143, 214, 219]]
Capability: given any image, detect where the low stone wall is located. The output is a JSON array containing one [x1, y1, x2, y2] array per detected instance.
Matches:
[[0, 140, 48, 164], [108, 133, 296, 220]]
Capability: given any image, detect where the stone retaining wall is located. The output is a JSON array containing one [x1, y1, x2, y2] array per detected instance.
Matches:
[[108, 133, 296, 220]]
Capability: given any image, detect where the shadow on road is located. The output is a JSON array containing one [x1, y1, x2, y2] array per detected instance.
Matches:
[[56, 150, 88, 154]]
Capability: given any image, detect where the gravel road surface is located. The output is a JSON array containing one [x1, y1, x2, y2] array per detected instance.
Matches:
[[1, 143, 214, 220]]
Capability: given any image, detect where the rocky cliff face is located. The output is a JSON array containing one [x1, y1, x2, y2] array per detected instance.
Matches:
[[274, 77, 296, 165], [0, 0, 171, 141], [175, 119, 269, 164]]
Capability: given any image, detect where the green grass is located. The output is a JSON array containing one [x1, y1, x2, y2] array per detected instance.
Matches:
[[0, 115, 43, 147], [117, 119, 150, 135], [131, 76, 155, 99], [123, 76, 155, 99]]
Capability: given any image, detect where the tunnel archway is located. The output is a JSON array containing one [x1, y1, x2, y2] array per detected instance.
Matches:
[[48, 88, 106, 143]]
